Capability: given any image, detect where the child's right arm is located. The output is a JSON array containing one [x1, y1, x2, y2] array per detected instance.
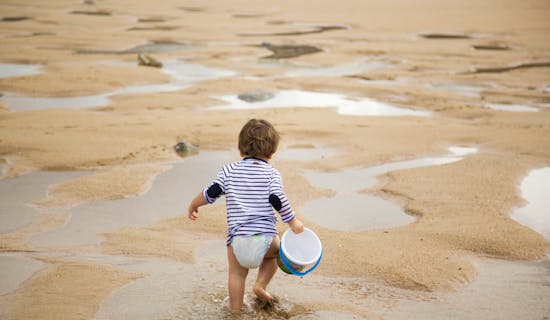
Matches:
[[188, 192, 208, 221], [189, 167, 226, 221]]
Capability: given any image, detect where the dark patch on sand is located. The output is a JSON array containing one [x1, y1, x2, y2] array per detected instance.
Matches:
[[232, 13, 265, 18], [70, 10, 111, 16], [472, 43, 511, 51], [238, 25, 347, 37], [1, 16, 31, 22], [137, 18, 167, 23], [11, 32, 55, 38], [420, 33, 471, 39], [257, 42, 322, 59], [467, 60, 550, 74], [127, 25, 180, 31], [178, 6, 205, 13]]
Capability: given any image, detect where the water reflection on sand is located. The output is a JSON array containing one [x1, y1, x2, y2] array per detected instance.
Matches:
[[2, 61, 235, 111], [209, 89, 430, 117], [301, 147, 478, 231]]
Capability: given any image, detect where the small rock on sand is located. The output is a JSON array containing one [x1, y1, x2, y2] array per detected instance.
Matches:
[[174, 142, 199, 156], [238, 89, 275, 103], [137, 54, 163, 68]]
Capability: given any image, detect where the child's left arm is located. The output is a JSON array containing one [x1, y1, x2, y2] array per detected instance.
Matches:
[[288, 217, 305, 234], [188, 192, 209, 221]]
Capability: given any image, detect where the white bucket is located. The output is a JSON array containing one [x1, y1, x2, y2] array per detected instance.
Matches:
[[278, 227, 322, 276]]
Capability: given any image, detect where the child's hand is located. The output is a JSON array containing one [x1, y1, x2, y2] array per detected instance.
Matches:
[[188, 205, 199, 221], [187, 192, 209, 221], [289, 217, 304, 234]]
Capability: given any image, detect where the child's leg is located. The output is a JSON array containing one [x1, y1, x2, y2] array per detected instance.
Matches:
[[253, 236, 280, 302], [227, 245, 249, 311]]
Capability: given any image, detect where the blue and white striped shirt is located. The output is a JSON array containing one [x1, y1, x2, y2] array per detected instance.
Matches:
[[203, 157, 295, 245]]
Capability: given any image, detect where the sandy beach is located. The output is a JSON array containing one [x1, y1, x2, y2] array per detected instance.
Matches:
[[1, 0, 549, 319]]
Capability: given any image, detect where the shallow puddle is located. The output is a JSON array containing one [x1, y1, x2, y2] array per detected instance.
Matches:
[[0, 171, 85, 233], [3, 61, 235, 111], [277, 146, 337, 161], [209, 90, 430, 117], [301, 147, 477, 231], [0, 254, 47, 295], [484, 103, 539, 112], [389, 258, 550, 319], [303, 193, 415, 231], [5, 94, 112, 111], [0, 63, 42, 78], [512, 167, 550, 239], [29, 151, 234, 248], [56, 253, 198, 320]]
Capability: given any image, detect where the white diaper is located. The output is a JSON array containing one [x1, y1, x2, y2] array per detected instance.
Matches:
[[231, 235, 272, 269]]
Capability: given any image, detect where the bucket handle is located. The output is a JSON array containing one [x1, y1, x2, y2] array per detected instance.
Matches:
[[279, 244, 322, 277]]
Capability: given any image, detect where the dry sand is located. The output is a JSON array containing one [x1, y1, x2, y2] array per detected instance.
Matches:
[[0, 0, 549, 319]]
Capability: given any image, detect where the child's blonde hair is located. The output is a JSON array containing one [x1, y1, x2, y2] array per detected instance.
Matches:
[[238, 119, 280, 159]]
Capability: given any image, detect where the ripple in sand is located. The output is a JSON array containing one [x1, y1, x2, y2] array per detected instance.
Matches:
[[301, 147, 478, 231], [0, 63, 43, 78], [3, 61, 235, 111], [208, 90, 430, 117], [512, 167, 550, 239]]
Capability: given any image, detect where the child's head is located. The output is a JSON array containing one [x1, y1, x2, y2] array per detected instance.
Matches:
[[238, 119, 280, 159]]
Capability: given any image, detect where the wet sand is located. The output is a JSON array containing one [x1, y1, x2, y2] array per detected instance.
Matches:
[[1, 0, 550, 319]]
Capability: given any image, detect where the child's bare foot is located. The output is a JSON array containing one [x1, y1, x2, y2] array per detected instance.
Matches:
[[253, 284, 273, 303], [252, 292, 279, 311]]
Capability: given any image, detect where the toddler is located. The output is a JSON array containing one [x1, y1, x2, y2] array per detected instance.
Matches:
[[188, 118, 304, 312]]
